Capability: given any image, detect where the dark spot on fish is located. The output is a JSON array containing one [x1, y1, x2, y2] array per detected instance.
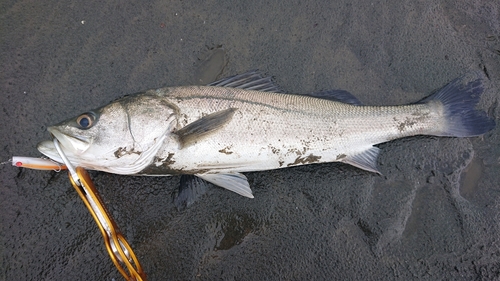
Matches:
[[164, 153, 176, 165], [218, 147, 233, 154], [336, 154, 347, 160], [287, 154, 322, 167], [288, 148, 302, 156], [395, 110, 432, 132], [397, 119, 416, 132], [114, 147, 125, 158], [270, 146, 280, 154], [114, 147, 142, 158], [139, 154, 211, 175], [397, 114, 430, 132]]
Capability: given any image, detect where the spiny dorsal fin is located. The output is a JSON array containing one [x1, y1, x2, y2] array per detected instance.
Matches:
[[208, 71, 363, 105], [208, 70, 284, 93], [175, 108, 237, 147]]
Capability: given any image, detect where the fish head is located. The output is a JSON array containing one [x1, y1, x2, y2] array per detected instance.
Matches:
[[37, 93, 179, 174]]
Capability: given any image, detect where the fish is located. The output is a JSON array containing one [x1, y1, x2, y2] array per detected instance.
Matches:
[[37, 70, 495, 208]]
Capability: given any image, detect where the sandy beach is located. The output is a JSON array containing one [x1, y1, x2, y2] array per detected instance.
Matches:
[[1, 0, 499, 279]]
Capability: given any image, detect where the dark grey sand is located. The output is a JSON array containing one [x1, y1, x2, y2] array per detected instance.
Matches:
[[1, 1, 499, 280]]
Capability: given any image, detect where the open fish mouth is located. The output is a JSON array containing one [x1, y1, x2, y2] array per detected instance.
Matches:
[[37, 139, 63, 163], [37, 127, 91, 162], [48, 127, 90, 153]]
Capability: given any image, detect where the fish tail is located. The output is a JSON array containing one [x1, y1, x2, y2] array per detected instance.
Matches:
[[422, 72, 495, 137]]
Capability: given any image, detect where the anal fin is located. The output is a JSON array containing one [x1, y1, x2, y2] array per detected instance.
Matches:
[[196, 173, 254, 198], [342, 146, 381, 174]]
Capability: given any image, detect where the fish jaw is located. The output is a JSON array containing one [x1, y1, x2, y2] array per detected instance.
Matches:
[[36, 126, 92, 165], [36, 140, 64, 163], [37, 138, 86, 168], [48, 126, 91, 154]]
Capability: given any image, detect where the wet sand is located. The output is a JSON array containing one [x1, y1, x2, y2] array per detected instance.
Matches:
[[1, 0, 499, 280]]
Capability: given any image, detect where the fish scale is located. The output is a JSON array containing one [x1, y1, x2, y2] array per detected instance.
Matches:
[[152, 86, 441, 175]]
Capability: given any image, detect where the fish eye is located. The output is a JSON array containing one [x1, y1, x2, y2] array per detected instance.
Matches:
[[76, 112, 96, 129]]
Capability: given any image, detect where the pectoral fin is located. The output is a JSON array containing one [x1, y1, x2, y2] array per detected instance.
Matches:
[[175, 108, 237, 147], [196, 173, 254, 198]]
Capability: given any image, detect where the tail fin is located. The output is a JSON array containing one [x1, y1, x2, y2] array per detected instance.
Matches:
[[421, 73, 495, 137]]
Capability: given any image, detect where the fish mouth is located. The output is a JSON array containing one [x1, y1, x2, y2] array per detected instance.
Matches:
[[37, 140, 63, 163], [48, 127, 91, 153], [37, 127, 91, 162]]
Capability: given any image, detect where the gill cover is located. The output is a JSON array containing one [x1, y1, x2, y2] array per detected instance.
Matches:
[[103, 92, 179, 174]]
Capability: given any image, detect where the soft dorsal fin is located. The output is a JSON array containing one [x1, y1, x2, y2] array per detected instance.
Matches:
[[302, 90, 363, 105], [208, 70, 283, 93], [175, 108, 237, 147]]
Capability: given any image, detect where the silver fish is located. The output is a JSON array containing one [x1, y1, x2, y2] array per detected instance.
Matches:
[[37, 71, 495, 207]]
